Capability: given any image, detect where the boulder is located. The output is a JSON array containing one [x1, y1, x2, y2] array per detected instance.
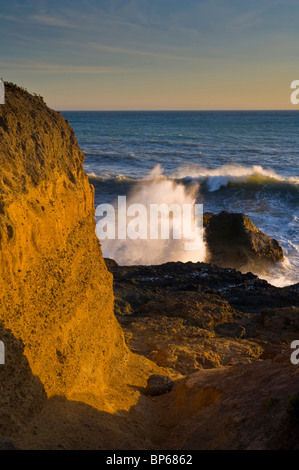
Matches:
[[145, 374, 174, 396], [204, 211, 283, 269]]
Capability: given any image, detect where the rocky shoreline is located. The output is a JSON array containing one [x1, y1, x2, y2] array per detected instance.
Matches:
[[106, 258, 299, 377], [101, 257, 299, 450]]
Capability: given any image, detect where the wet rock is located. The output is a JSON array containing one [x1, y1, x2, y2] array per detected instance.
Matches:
[[108, 261, 298, 315], [145, 374, 174, 396], [205, 211, 284, 270]]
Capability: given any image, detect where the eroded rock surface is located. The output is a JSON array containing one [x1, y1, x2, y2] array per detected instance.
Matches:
[[108, 260, 299, 449], [109, 261, 299, 376]]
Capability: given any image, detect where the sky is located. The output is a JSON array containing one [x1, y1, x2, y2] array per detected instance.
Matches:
[[1, 0, 299, 110]]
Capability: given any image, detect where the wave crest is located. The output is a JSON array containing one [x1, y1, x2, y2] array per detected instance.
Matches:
[[172, 164, 299, 192]]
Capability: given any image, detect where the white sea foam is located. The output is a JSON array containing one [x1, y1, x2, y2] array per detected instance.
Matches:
[[86, 163, 299, 190], [172, 164, 299, 192], [258, 256, 298, 287], [99, 165, 207, 266]]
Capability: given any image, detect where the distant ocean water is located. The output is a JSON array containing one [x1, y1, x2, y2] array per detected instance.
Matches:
[[61, 111, 299, 287]]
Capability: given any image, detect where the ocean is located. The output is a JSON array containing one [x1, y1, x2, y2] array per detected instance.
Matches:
[[61, 111, 299, 287]]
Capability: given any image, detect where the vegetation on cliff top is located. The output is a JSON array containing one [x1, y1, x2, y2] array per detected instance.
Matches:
[[1, 79, 45, 102]]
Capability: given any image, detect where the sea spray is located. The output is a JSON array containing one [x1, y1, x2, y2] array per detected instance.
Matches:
[[96, 165, 207, 265]]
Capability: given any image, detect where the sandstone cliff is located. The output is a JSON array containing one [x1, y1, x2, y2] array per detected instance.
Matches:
[[0, 84, 160, 447]]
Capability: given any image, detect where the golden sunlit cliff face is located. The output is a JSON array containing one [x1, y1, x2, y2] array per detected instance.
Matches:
[[0, 83, 133, 406]]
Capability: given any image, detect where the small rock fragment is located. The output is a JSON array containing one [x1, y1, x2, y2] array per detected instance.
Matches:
[[145, 374, 174, 396]]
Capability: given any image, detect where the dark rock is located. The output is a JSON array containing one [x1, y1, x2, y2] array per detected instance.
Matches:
[[145, 374, 174, 396], [138, 292, 236, 329], [203, 212, 214, 227], [261, 307, 299, 333], [110, 261, 298, 315], [111, 261, 299, 376], [0, 439, 17, 450], [104, 258, 119, 269], [205, 211, 284, 270]]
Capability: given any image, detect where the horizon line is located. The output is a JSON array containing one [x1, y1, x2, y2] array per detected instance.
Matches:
[[57, 108, 299, 112]]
